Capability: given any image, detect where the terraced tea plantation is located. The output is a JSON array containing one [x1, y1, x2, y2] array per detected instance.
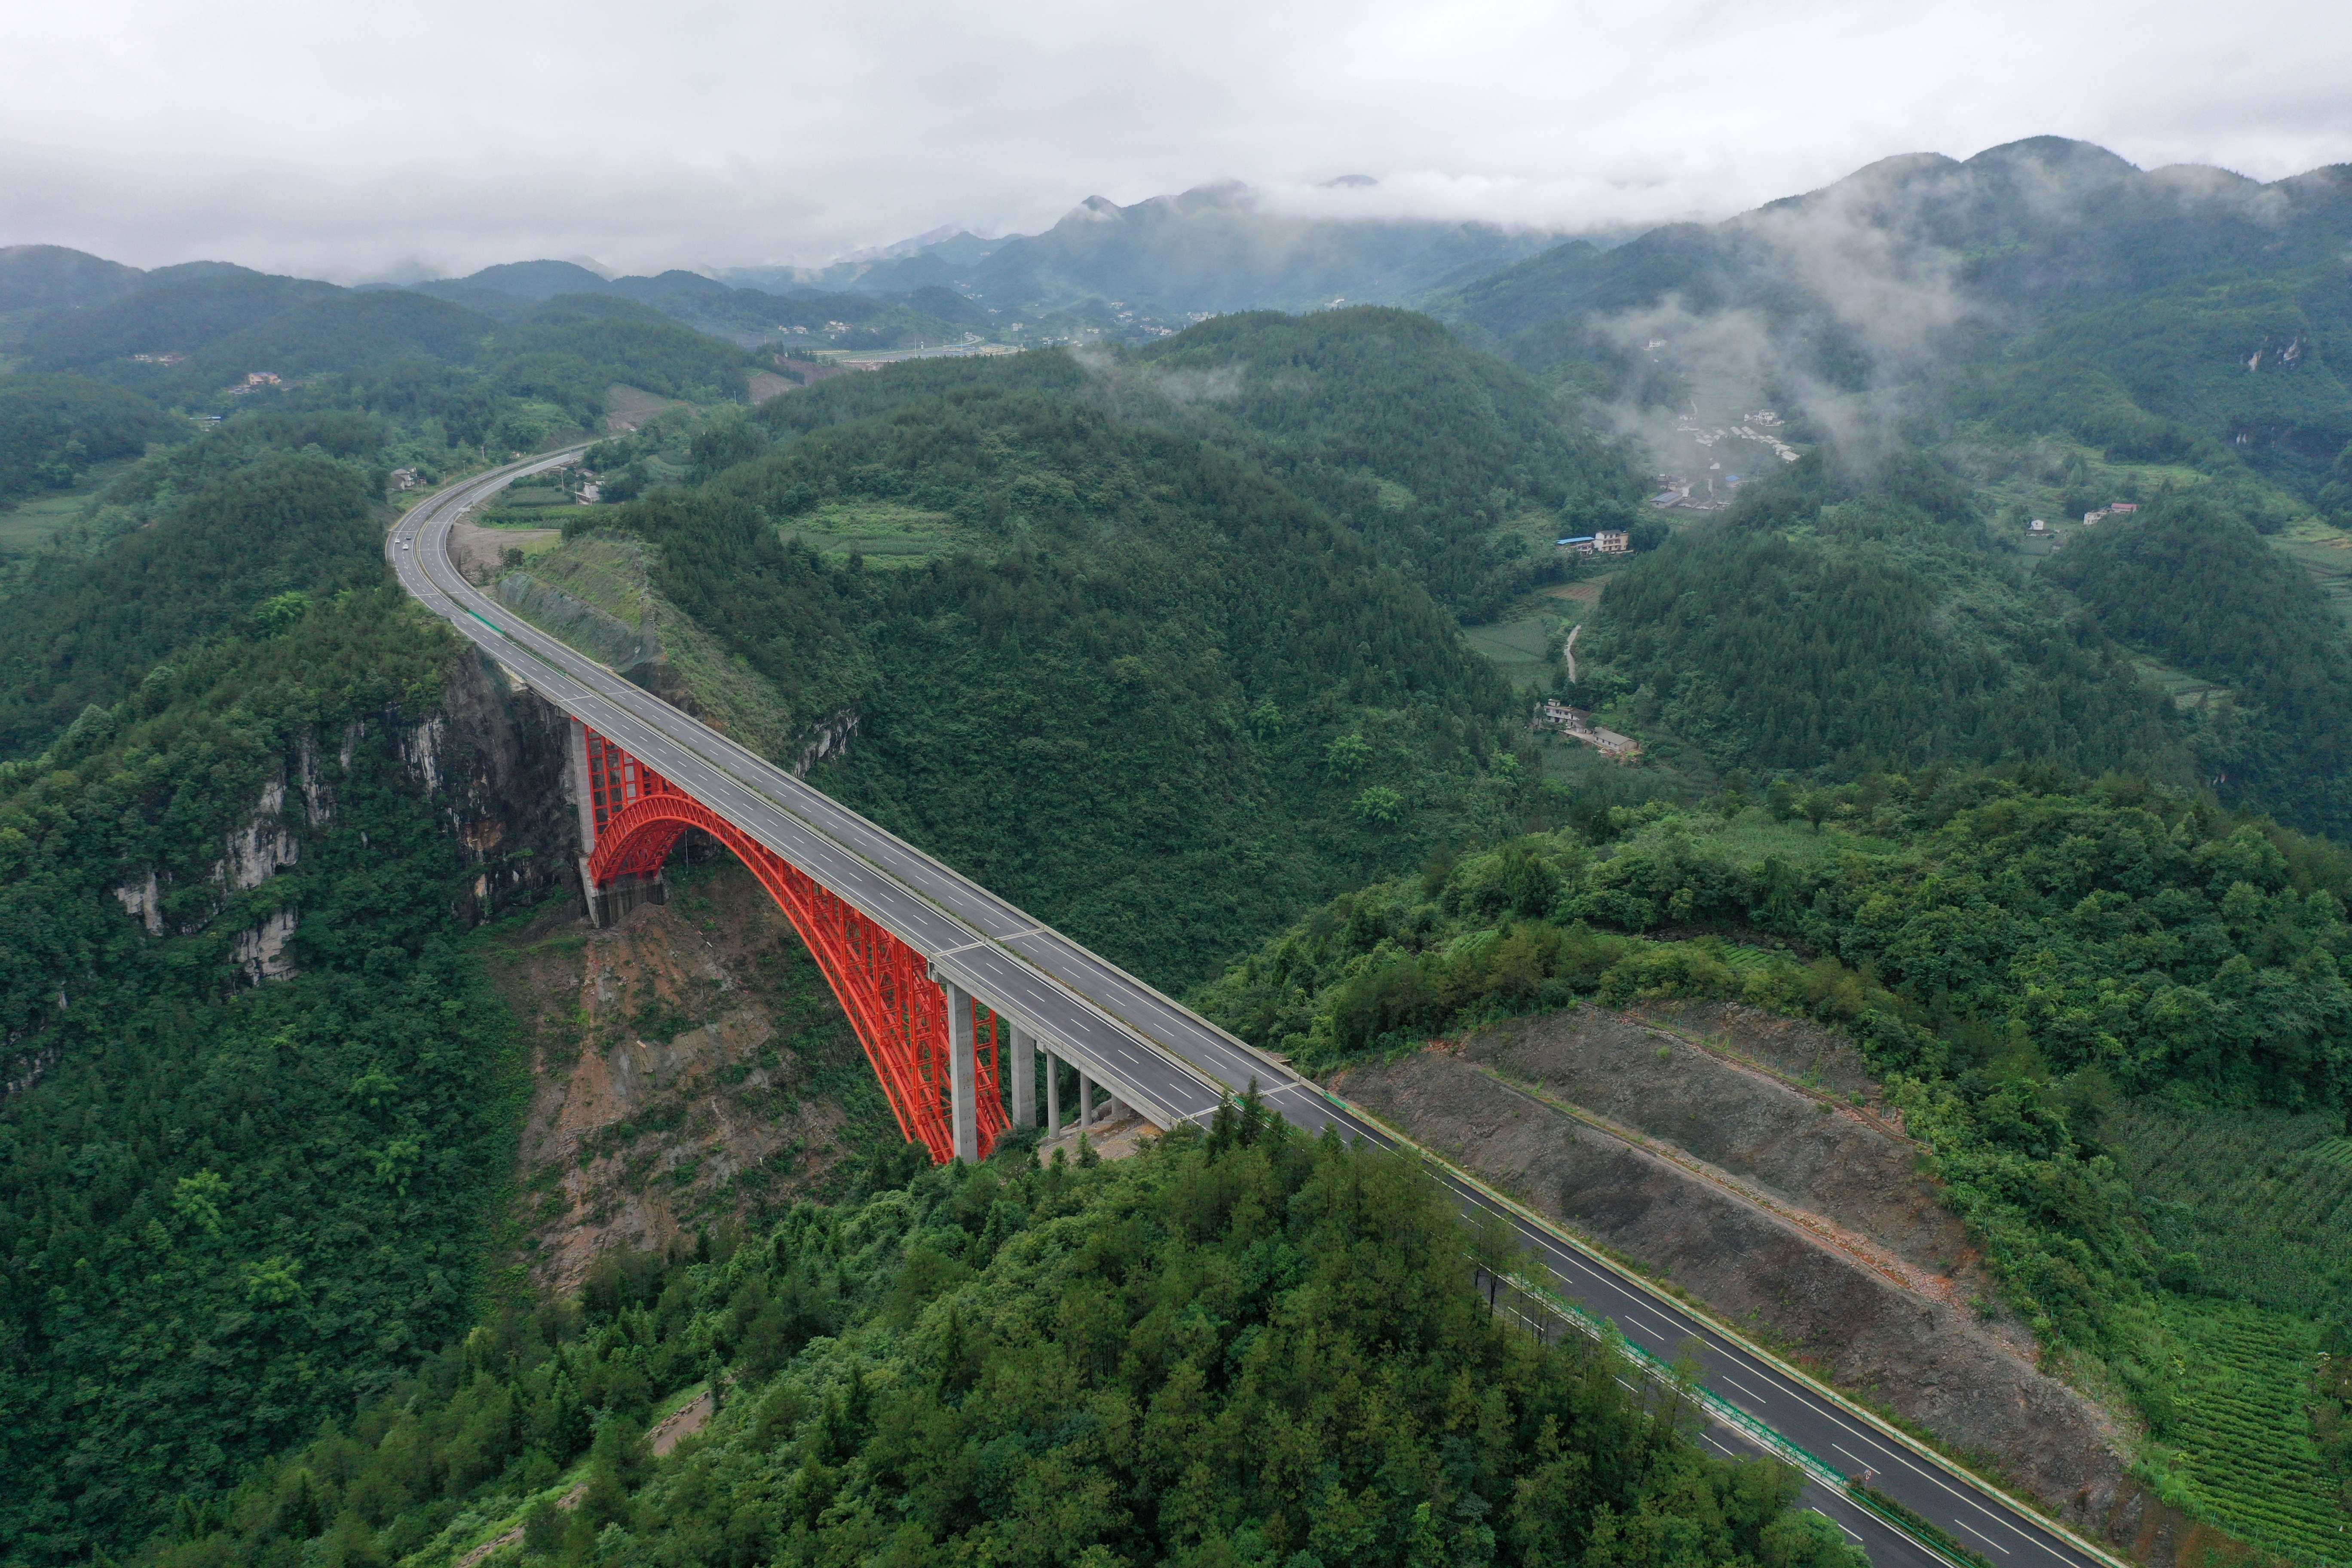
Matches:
[[2157, 1300, 2346, 1563]]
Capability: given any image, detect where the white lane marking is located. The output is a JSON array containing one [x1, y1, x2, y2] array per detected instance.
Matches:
[[1830, 1429, 2068, 1557], [1620, 1307, 1681, 1342], [1719, 1375, 1768, 1403]]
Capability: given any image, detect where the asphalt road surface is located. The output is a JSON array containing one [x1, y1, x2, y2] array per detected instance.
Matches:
[[392, 454, 2117, 1568]]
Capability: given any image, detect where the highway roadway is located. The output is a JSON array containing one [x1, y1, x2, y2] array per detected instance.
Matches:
[[390, 454, 2122, 1568]]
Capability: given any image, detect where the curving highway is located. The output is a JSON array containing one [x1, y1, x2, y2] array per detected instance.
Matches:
[[391, 453, 2125, 1568]]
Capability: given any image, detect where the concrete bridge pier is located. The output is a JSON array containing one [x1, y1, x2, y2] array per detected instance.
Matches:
[[1044, 1047, 1061, 1133], [945, 980, 979, 1162], [1011, 1026, 1036, 1128]]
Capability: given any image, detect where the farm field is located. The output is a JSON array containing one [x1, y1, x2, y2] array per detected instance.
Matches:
[[1462, 614, 1559, 691], [2113, 1102, 2352, 1317], [2152, 1298, 2344, 1564], [605, 381, 692, 432], [777, 498, 970, 568], [2271, 519, 2352, 631], [2130, 653, 2231, 711], [475, 477, 584, 528], [0, 458, 132, 557]]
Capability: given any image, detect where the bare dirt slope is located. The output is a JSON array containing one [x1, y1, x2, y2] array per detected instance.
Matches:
[[480, 857, 900, 1288], [1334, 1003, 2146, 1542]]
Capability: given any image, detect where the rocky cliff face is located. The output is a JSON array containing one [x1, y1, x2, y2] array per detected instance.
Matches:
[[102, 650, 583, 988]]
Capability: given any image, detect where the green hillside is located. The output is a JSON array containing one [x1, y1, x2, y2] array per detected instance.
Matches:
[[591, 359, 1543, 989], [0, 589, 530, 1560], [138, 1124, 1859, 1568], [1574, 452, 2190, 782], [9, 178, 2352, 1568], [1194, 766, 2352, 1556]]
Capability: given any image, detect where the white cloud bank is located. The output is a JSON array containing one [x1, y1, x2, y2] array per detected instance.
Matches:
[[1, 0, 2346, 278]]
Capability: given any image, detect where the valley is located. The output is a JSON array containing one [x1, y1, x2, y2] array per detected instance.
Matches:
[[3, 130, 2352, 1568]]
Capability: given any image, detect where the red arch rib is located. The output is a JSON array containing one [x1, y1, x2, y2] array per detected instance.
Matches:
[[579, 729, 1004, 1163]]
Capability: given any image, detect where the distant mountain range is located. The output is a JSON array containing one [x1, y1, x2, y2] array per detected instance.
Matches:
[[9, 138, 2351, 467], [715, 181, 1573, 321]]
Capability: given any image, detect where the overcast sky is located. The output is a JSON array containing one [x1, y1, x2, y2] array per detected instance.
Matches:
[[3, 0, 2346, 282]]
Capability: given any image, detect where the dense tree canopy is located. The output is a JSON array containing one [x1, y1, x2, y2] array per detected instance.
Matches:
[[0, 372, 175, 501], [593, 372, 1553, 986], [1582, 454, 2189, 781], [139, 1123, 1860, 1568], [2048, 489, 2352, 836], [0, 590, 525, 1562]]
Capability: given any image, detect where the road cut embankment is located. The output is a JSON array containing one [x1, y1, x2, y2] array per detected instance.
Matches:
[[1332, 1002, 2167, 1551]]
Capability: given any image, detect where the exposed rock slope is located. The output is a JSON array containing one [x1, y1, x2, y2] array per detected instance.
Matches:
[[481, 858, 902, 1288]]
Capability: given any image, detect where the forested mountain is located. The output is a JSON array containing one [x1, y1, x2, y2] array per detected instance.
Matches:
[[1440, 136, 2352, 499], [571, 331, 1562, 988], [2046, 490, 2352, 833], [140, 1127, 1857, 1568], [1129, 309, 1644, 617], [1574, 450, 2191, 782], [7, 277, 749, 419], [0, 443, 380, 755], [1195, 765, 2352, 1557], [417, 263, 991, 352], [0, 586, 531, 1559], [0, 371, 175, 502]]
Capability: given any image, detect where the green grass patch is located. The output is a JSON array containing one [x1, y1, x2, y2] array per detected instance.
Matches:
[[506, 533, 798, 761], [2268, 526, 2352, 632], [2130, 653, 2231, 710], [1461, 614, 1560, 692], [1617, 806, 1905, 870], [778, 497, 971, 568], [0, 458, 135, 555]]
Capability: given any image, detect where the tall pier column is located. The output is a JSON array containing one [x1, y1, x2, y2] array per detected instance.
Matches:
[[1078, 1073, 1094, 1131], [1045, 1048, 1061, 1134], [946, 982, 978, 1162], [567, 717, 605, 925], [1011, 1027, 1036, 1128]]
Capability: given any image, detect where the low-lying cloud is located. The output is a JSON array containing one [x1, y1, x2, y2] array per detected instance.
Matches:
[[0, 0, 2347, 278]]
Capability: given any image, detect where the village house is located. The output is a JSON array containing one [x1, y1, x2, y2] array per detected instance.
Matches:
[[1536, 699, 1641, 761], [1595, 529, 1630, 554]]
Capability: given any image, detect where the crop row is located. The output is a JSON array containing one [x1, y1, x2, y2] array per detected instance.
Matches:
[[2160, 1299, 2344, 1563]]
